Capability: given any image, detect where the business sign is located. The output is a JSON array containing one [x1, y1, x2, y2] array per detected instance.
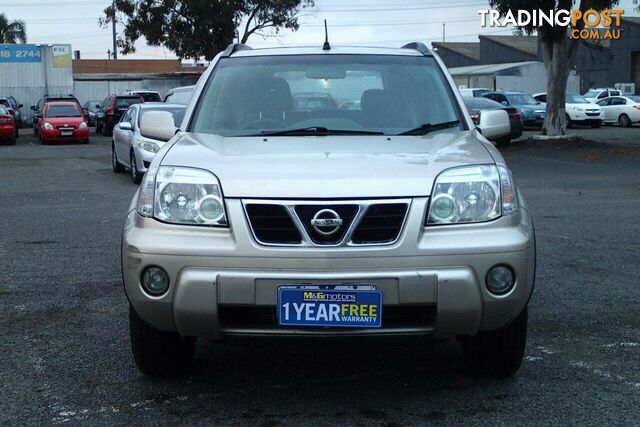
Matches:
[[52, 45, 70, 68], [0, 44, 42, 63]]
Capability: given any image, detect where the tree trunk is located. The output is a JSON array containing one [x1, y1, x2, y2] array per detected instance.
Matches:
[[541, 28, 571, 136]]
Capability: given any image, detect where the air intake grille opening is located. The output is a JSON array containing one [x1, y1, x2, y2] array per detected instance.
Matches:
[[245, 204, 302, 244], [351, 204, 408, 244]]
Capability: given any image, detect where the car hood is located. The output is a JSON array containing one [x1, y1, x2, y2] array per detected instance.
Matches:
[[568, 103, 601, 110], [45, 117, 84, 125], [161, 130, 495, 199]]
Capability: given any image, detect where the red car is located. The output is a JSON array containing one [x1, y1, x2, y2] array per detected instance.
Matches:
[[0, 105, 17, 145], [37, 101, 89, 144]]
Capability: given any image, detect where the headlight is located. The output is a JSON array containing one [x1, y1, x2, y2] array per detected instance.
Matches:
[[137, 166, 227, 226], [523, 108, 533, 114], [79, 122, 88, 129], [43, 122, 54, 130], [426, 164, 518, 225], [137, 140, 160, 153], [573, 107, 583, 112]]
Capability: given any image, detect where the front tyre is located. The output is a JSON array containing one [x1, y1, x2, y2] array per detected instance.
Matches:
[[129, 306, 196, 377], [112, 143, 125, 173], [461, 306, 527, 377], [130, 151, 143, 184]]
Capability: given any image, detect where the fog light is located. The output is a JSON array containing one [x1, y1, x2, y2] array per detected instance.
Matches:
[[485, 265, 515, 295], [141, 266, 169, 296]]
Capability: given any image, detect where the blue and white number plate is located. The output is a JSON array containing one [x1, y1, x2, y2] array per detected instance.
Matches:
[[278, 285, 382, 328]]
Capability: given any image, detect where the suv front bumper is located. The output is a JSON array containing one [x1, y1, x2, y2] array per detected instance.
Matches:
[[122, 198, 535, 340]]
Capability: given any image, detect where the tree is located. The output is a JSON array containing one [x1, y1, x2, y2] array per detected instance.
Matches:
[[488, 0, 620, 136], [0, 13, 27, 44], [101, 0, 312, 60]]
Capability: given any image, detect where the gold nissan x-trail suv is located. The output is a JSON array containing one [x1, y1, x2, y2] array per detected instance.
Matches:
[[122, 42, 536, 377]]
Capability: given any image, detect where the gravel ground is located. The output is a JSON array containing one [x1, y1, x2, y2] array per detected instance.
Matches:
[[0, 128, 638, 425]]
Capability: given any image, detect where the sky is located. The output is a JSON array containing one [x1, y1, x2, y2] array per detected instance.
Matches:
[[0, 0, 638, 60]]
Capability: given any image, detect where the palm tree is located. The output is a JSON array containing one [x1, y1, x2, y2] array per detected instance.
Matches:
[[0, 13, 27, 44]]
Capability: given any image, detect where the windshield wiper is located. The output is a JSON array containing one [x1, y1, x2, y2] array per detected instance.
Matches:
[[245, 126, 385, 137], [398, 120, 461, 136]]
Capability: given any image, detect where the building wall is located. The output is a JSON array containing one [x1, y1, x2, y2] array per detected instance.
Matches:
[[0, 44, 73, 122], [575, 20, 640, 94]]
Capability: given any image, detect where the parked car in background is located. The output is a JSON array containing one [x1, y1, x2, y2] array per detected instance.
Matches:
[[36, 101, 89, 144], [463, 97, 523, 145], [0, 105, 17, 145], [164, 85, 195, 104], [96, 95, 144, 136], [31, 95, 81, 133], [339, 100, 361, 110], [124, 90, 162, 102], [122, 42, 534, 378], [533, 93, 603, 128], [583, 88, 621, 104], [459, 88, 491, 98], [596, 96, 640, 127], [294, 92, 339, 111], [111, 103, 186, 184], [0, 98, 19, 136], [483, 91, 545, 126], [82, 101, 102, 126], [0, 96, 23, 126]]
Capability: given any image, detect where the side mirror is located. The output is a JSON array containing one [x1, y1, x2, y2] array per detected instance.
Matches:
[[500, 101, 508, 106], [476, 109, 510, 141], [139, 111, 176, 142], [18, 104, 23, 108], [30, 105, 37, 111], [119, 122, 133, 131], [82, 108, 89, 115]]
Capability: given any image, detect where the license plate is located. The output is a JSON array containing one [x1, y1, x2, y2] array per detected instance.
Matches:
[[277, 285, 382, 328], [61, 130, 73, 136]]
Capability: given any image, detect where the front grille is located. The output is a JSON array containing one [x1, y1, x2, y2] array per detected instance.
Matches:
[[244, 199, 410, 247], [351, 204, 408, 244], [294, 204, 358, 245], [245, 204, 302, 245]]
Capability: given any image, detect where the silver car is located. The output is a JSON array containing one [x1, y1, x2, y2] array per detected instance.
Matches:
[[111, 103, 186, 183], [122, 43, 535, 378]]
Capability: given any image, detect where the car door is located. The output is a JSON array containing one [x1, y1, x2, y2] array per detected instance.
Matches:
[[597, 98, 613, 121], [122, 107, 137, 152], [610, 97, 627, 120], [114, 108, 132, 162]]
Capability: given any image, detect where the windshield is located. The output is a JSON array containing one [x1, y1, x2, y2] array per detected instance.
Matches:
[[506, 94, 538, 105], [566, 95, 589, 104], [191, 55, 461, 136], [137, 92, 161, 102], [139, 107, 186, 127], [116, 97, 142, 109], [46, 105, 82, 117], [628, 96, 640, 103]]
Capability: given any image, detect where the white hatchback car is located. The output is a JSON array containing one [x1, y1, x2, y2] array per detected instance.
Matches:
[[112, 103, 186, 183], [533, 93, 603, 128]]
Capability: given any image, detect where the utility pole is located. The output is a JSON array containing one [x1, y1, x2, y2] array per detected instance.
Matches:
[[442, 23, 445, 43], [111, 0, 117, 59]]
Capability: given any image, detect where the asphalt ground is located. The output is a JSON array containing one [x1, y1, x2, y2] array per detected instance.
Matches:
[[1, 127, 639, 425]]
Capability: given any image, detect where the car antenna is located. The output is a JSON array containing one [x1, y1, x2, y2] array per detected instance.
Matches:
[[322, 20, 331, 50]]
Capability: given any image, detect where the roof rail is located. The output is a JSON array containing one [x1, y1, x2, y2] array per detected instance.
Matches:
[[221, 43, 252, 57], [401, 42, 432, 57]]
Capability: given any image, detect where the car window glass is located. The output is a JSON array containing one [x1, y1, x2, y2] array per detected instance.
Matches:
[[610, 90, 621, 96], [116, 97, 142, 109], [138, 92, 162, 102], [45, 105, 82, 118], [597, 91, 607, 99], [0, 106, 8, 115], [612, 98, 626, 105], [192, 55, 461, 136], [596, 98, 609, 106]]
